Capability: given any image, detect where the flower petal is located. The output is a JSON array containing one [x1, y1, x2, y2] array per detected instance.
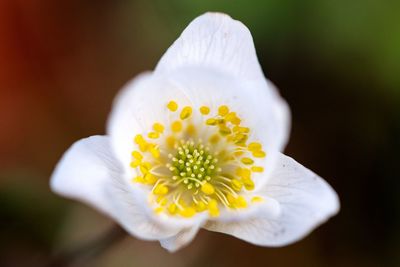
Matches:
[[159, 225, 201, 252], [50, 136, 181, 240], [156, 12, 266, 81], [205, 153, 339, 246], [155, 12, 290, 150]]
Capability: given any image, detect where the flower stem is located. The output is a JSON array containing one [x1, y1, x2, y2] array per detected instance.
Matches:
[[45, 224, 127, 267]]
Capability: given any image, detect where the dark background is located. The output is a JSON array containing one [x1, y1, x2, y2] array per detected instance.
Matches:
[[1, 0, 399, 266]]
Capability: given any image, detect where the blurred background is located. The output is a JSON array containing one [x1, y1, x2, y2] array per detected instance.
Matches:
[[1, 0, 399, 266]]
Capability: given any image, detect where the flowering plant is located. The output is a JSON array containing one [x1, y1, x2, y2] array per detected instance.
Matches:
[[51, 12, 339, 252]]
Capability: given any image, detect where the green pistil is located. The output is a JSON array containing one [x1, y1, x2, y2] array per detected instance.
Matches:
[[168, 141, 219, 190]]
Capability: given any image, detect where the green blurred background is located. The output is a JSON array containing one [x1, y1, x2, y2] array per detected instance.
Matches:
[[1, 0, 399, 266]]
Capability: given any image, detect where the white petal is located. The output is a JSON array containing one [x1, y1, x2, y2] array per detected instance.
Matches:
[[155, 12, 291, 150], [205, 153, 339, 246], [50, 136, 181, 240], [159, 226, 201, 252], [156, 12, 264, 81]]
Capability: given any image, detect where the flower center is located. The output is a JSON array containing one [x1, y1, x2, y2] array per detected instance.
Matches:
[[129, 100, 266, 218], [168, 141, 219, 191]]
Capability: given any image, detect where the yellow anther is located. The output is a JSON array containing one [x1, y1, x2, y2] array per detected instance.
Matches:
[[243, 178, 255, 191], [219, 125, 232, 135], [166, 136, 176, 148], [233, 126, 250, 133], [154, 207, 164, 214], [208, 199, 220, 217], [234, 151, 244, 157], [139, 162, 151, 174], [206, 118, 218, 126], [157, 196, 168, 206], [232, 133, 248, 143], [167, 101, 178, 112], [180, 106, 192, 120], [132, 176, 145, 183], [131, 151, 143, 160], [251, 196, 264, 203], [225, 112, 236, 121], [231, 179, 243, 191], [248, 142, 262, 151], [148, 132, 160, 139], [251, 166, 264, 172], [171, 121, 182, 132], [201, 182, 215, 195], [209, 134, 220, 144], [186, 124, 196, 135], [167, 203, 177, 214], [144, 173, 157, 184], [195, 201, 207, 212], [134, 134, 145, 144], [130, 160, 141, 168], [231, 116, 241, 125], [236, 196, 248, 208], [153, 122, 164, 133], [138, 142, 148, 152], [236, 167, 251, 179], [225, 112, 241, 125], [252, 150, 266, 158], [154, 184, 169, 195], [149, 147, 160, 158], [227, 194, 236, 206], [241, 157, 254, 165], [180, 207, 196, 218], [200, 106, 210, 115], [218, 105, 229, 116]]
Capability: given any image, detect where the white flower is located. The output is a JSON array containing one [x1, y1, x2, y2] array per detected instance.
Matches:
[[51, 12, 339, 252]]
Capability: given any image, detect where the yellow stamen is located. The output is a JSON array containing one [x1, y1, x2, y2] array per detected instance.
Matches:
[[130, 160, 141, 168], [144, 173, 157, 184], [166, 136, 176, 148], [153, 122, 165, 133], [134, 134, 145, 144], [209, 134, 220, 144], [167, 101, 178, 112], [200, 106, 210, 115], [219, 125, 232, 135], [186, 124, 196, 135], [195, 201, 207, 212], [201, 182, 215, 195], [206, 118, 217, 126], [233, 126, 250, 133], [236, 167, 251, 179], [218, 105, 229, 116], [251, 166, 264, 172], [248, 142, 262, 151], [131, 151, 143, 160], [171, 121, 182, 132], [167, 203, 177, 214], [243, 178, 255, 191], [231, 179, 243, 191], [180, 207, 196, 218], [208, 199, 220, 217], [236, 196, 248, 208], [149, 147, 160, 158], [241, 157, 254, 165], [180, 106, 192, 120], [251, 196, 264, 203], [252, 150, 266, 158], [154, 184, 169, 195], [148, 132, 160, 139], [154, 207, 164, 214]]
